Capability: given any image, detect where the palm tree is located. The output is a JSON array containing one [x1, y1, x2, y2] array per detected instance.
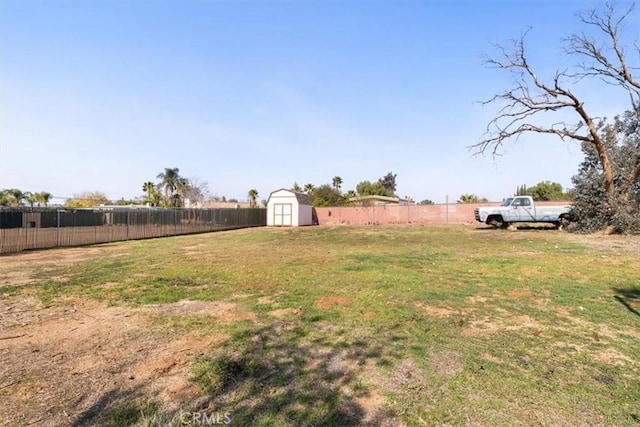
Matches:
[[458, 193, 480, 203], [341, 190, 357, 206], [169, 193, 183, 207], [156, 167, 186, 205], [36, 191, 52, 207], [303, 183, 315, 194], [248, 189, 259, 208], [6, 189, 25, 207], [142, 181, 156, 200], [332, 176, 343, 191], [344, 189, 357, 199], [0, 190, 10, 206], [24, 192, 38, 208]]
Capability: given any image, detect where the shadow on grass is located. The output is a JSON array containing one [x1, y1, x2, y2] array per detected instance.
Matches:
[[474, 224, 558, 232], [513, 223, 559, 231], [71, 386, 156, 427], [613, 287, 640, 317], [190, 321, 395, 426], [71, 320, 396, 426]]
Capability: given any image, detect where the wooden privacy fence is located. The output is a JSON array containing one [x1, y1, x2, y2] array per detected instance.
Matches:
[[0, 207, 267, 254]]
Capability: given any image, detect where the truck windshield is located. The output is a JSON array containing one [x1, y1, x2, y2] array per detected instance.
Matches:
[[502, 198, 513, 206]]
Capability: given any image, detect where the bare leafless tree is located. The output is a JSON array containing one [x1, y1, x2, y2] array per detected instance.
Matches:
[[179, 177, 211, 208], [474, 2, 640, 199]]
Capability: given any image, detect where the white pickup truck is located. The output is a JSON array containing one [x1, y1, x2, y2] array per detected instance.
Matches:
[[474, 196, 572, 228]]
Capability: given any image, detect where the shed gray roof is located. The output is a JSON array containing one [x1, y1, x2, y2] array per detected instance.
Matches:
[[294, 192, 312, 205]]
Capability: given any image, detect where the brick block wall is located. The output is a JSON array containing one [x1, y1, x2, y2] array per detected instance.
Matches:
[[314, 201, 570, 226]]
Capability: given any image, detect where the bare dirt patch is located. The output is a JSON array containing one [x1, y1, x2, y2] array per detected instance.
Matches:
[[478, 226, 640, 253], [430, 350, 463, 376], [354, 389, 394, 426], [0, 245, 128, 270], [592, 348, 636, 366], [0, 296, 79, 330], [553, 306, 572, 316], [511, 314, 539, 328], [131, 331, 228, 411], [152, 300, 257, 322], [0, 270, 34, 287], [0, 244, 130, 289], [242, 282, 274, 291], [481, 352, 505, 365], [315, 296, 353, 311], [462, 317, 503, 336], [268, 308, 302, 318], [257, 296, 274, 305], [0, 298, 231, 426], [519, 267, 543, 277], [387, 357, 428, 395], [462, 312, 541, 336], [555, 314, 630, 341], [467, 294, 488, 304], [507, 289, 533, 299], [415, 302, 461, 318], [563, 232, 640, 253]]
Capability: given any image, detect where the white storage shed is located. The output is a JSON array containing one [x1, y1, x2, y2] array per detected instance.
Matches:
[[266, 189, 314, 226]]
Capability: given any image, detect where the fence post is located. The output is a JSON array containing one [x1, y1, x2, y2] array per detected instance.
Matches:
[[56, 210, 61, 248], [446, 195, 449, 224]]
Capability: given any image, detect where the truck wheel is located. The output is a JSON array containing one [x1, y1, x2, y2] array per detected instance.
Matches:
[[487, 216, 504, 228], [557, 215, 571, 229]]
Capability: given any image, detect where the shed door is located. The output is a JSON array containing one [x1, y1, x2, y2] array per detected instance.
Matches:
[[273, 203, 293, 226]]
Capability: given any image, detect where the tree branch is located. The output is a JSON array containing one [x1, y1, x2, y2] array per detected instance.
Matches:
[[475, 3, 640, 198], [567, 2, 640, 115], [475, 36, 595, 150]]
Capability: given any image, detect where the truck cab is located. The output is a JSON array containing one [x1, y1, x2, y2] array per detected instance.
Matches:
[[501, 196, 535, 222]]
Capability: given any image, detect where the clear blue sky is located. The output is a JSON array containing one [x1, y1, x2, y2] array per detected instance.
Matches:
[[0, 0, 632, 203]]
